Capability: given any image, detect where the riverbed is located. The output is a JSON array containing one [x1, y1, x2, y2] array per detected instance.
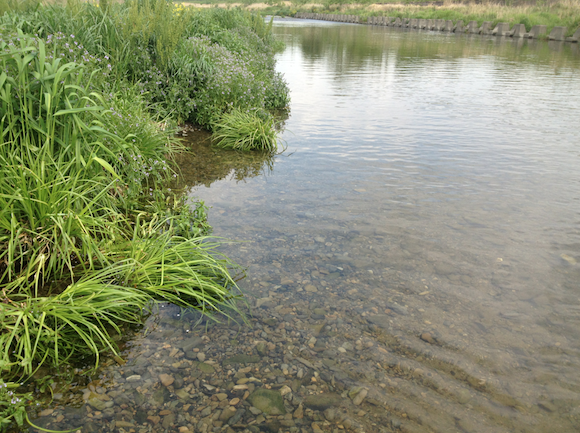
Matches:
[[30, 18, 580, 433]]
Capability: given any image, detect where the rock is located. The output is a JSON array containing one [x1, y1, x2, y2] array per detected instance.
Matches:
[[87, 397, 108, 411], [229, 397, 240, 405], [39, 409, 54, 417], [223, 355, 261, 366], [420, 333, 436, 344], [247, 389, 286, 415], [220, 407, 236, 422], [352, 388, 368, 405], [147, 415, 160, 425], [197, 362, 215, 374], [305, 285, 317, 293], [115, 421, 134, 428], [457, 389, 471, 404], [178, 427, 191, 433], [162, 413, 175, 429], [280, 385, 292, 396], [249, 406, 262, 415], [323, 408, 336, 421], [391, 418, 402, 429], [179, 337, 204, 352], [293, 404, 304, 419], [228, 408, 245, 425], [303, 393, 342, 411], [159, 374, 174, 387], [262, 421, 281, 433], [256, 342, 267, 356], [256, 297, 274, 308], [434, 262, 455, 275], [197, 352, 206, 362], [125, 374, 141, 382]]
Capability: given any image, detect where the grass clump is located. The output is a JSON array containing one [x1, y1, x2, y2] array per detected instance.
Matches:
[[212, 108, 280, 151]]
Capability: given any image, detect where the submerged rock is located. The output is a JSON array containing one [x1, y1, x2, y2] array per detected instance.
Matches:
[[247, 389, 286, 415], [303, 393, 342, 411]]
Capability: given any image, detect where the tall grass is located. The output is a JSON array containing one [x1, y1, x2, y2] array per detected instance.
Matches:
[[212, 108, 281, 151], [0, 27, 243, 391]]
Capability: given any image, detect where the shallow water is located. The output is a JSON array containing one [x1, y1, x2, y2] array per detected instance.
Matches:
[[30, 19, 580, 433]]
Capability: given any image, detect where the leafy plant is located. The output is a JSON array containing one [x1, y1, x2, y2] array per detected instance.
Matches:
[[0, 380, 31, 429], [212, 108, 280, 152]]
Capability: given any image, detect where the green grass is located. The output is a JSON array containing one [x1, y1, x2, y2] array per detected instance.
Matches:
[[212, 108, 280, 151], [0, 5, 288, 426], [0, 5, 245, 401]]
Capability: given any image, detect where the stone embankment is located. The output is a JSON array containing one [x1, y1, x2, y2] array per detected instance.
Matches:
[[295, 12, 580, 43]]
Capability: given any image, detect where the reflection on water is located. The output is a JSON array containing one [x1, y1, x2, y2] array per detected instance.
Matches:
[[172, 130, 276, 188], [29, 18, 580, 433]]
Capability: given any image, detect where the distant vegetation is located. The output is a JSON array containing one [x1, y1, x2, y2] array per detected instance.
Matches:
[[192, 0, 580, 36]]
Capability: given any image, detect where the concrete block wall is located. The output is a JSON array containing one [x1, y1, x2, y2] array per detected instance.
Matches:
[[293, 13, 578, 43]]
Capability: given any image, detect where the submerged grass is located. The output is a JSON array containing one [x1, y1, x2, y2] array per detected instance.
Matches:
[[212, 108, 280, 151]]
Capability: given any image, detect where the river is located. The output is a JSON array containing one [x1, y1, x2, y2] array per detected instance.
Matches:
[[31, 18, 580, 433]]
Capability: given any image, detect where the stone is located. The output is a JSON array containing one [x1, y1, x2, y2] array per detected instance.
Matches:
[[323, 408, 336, 421], [125, 375, 141, 382], [566, 27, 580, 42], [249, 406, 263, 415], [159, 374, 174, 387], [491, 23, 512, 36], [197, 352, 206, 362], [303, 393, 342, 411], [467, 21, 479, 33], [179, 337, 204, 352], [115, 421, 134, 428], [352, 388, 368, 405], [219, 407, 237, 422], [454, 20, 465, 33], [223, 355, 261, 366], [527, 25, 547, 39], [549, 26, 567, 41], [420, 332, 436, 344], [479, 21, 493, 34], [305, 285, 317, 293], [293, 404, 304, 419], [512, 24, 527, 38], [216, 393, 228, 401], [228, 408, 245, 425], [147, 415, 161, 425], [247, 389, 286, 415], [197, 362, 215, 374]]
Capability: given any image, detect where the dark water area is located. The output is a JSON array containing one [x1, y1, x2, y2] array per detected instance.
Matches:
[[29, 19, 580, 433]]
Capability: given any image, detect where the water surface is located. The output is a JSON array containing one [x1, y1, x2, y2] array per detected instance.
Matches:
[[31, 19, 580, 433]]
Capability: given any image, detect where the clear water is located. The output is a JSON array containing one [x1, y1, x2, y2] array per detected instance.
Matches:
[[30, 19, 580, 433], [183, 20, 580, 432]]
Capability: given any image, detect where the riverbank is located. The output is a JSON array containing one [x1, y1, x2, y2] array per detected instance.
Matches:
[[0, 1, 289, 429], [181, 1, 580, 38]]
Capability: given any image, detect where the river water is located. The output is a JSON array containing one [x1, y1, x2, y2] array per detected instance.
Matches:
[[31, 19, 580, 433]]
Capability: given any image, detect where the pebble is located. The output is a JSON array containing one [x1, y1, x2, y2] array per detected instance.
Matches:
[[159, 373, 174, 387]]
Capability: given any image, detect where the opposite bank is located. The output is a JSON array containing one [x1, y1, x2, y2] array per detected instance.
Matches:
[[294, 13, 580, 43]]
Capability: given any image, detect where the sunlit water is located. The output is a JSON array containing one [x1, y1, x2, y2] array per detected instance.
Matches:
[[30, 19, 580, 433]]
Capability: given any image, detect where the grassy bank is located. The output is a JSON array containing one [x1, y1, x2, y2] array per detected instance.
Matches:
[[189, 0, 580, 37], [0, 0, 289, 429]]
